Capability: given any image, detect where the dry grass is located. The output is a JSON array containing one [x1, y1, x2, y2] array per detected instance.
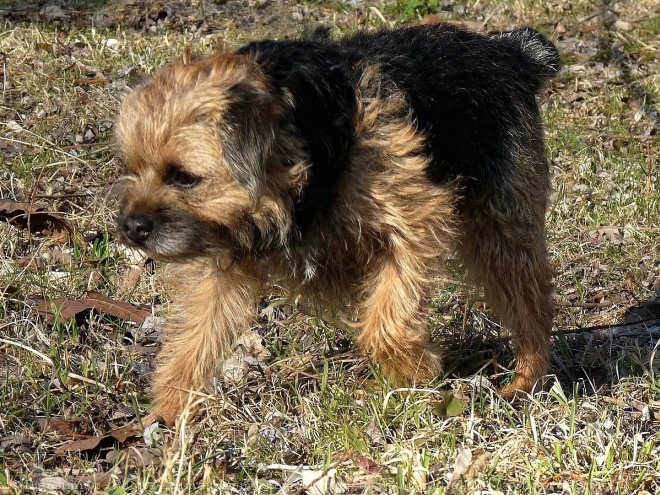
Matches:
[[0, 0, 659, 494]]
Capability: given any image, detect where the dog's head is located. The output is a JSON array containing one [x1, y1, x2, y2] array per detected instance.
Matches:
[[115, 52, 304, 261]]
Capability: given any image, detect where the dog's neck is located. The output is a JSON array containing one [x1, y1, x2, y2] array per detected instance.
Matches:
[[236, 39, 358, 235]]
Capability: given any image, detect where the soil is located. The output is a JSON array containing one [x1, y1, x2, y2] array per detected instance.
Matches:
[[0, 0, 378, 39]]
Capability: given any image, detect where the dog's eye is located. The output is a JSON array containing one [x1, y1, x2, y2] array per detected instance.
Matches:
[[166, 167, 201, 189]]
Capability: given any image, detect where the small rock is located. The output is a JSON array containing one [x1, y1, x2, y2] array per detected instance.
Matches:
[[614, 19, 632, 31], [39, 5, 70, 21]]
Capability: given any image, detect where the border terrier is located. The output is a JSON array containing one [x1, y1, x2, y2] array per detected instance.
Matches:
[[116, 23, 560, 423]]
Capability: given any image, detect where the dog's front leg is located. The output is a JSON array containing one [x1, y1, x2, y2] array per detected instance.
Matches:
[[150, 259, 258, 424]]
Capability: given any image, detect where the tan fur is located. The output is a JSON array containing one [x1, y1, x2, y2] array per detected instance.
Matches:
[[116, 51, 554, 423]]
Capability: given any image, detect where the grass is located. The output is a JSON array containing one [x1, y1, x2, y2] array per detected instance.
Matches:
[[1, 0, 659, 493]]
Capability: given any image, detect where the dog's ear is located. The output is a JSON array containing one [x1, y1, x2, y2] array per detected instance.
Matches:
[[218, 82, 279, 200]]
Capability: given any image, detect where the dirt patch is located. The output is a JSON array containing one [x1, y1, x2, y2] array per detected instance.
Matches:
[[0, 0, 369, 39]]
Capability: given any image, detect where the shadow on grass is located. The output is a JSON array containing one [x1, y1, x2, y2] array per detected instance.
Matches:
[[436, 298, 659, 399]]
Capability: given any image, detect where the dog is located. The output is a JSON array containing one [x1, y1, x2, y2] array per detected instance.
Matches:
[[115, 23, 560, 424]]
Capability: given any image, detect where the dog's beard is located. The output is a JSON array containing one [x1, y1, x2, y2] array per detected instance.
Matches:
[[118, 208, 234, 262]]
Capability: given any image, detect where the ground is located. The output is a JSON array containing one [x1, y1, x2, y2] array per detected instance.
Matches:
[[0, 0, 659, 494]]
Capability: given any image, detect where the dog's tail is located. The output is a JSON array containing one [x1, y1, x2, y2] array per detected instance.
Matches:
[[495, 27, 561, 83]]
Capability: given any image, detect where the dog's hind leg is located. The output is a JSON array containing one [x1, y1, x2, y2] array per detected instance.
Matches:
[[458, 183, 554, 396]]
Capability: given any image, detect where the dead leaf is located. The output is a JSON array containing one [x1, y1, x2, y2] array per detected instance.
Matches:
[[55, 434, 107, 454], [625, 272, 637, 292], [653, 274, 660, 297], [69, 41, 87, 55], [30, 291, 151, 325], [364, 417, 384, 446], [585, 226, 634, 245], [447, 448, 472, 492], [39, 4, 70, 21], [5, 120, 24, 133], [1, 434, 32, 449], [105, 447, 161, 467], [85, 269, 105, 291], [282, 468, 346, 495], [220, 331, 268, 383], [36, 41, 58, 54], [355, 455, 386, 474], [16, 254, 45, 272], [79, 290, 152, 322], [32, 297, 92, 324], [35, 291, 151, 323], [117, 264, 144, 297], [39, 418, 86, 436], [78, 470, 114, 490], [111, 402, 137, 421], [0, 199, 82, 244], [464, 449, 491, 479], [55, 423, 141, 455]]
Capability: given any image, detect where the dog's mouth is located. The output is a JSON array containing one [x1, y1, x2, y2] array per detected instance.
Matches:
[[117, 210, 234, 262]]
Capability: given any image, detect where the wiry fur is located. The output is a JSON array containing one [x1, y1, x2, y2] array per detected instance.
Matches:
[[115, 23, 560, 423]]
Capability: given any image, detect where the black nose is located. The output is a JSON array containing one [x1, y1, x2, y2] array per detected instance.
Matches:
[[121, 215, 154, 244]]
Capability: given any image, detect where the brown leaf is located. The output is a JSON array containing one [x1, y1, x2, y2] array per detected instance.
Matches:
[[653, 274, 660, 297], [355, 454, 385, 474], [364, 417, 384, 446], [39, 418, 86, 436], [464, 449, 491, 479], [69, 41, 87, 55], [116, 264, 144, 297], [32, 297, 92, 324], [585, 226, 633, 246], [111, 423, 144, 443], [1, 434, 32, 449], [86, 291, 152, 323], [35, 42, 68, 56], [85, 269, 105, 291], [30, 291, 151, 325], [54, 435, 107, 454], [0, 199, 82, 244], [54, 423, 141, 455], [16, 254, 45, 272], [105, 447, 161, 467]]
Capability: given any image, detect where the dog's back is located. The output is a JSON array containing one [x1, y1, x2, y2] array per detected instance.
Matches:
[[238, 24, 560, 201], [339, 24, 560, 196]]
